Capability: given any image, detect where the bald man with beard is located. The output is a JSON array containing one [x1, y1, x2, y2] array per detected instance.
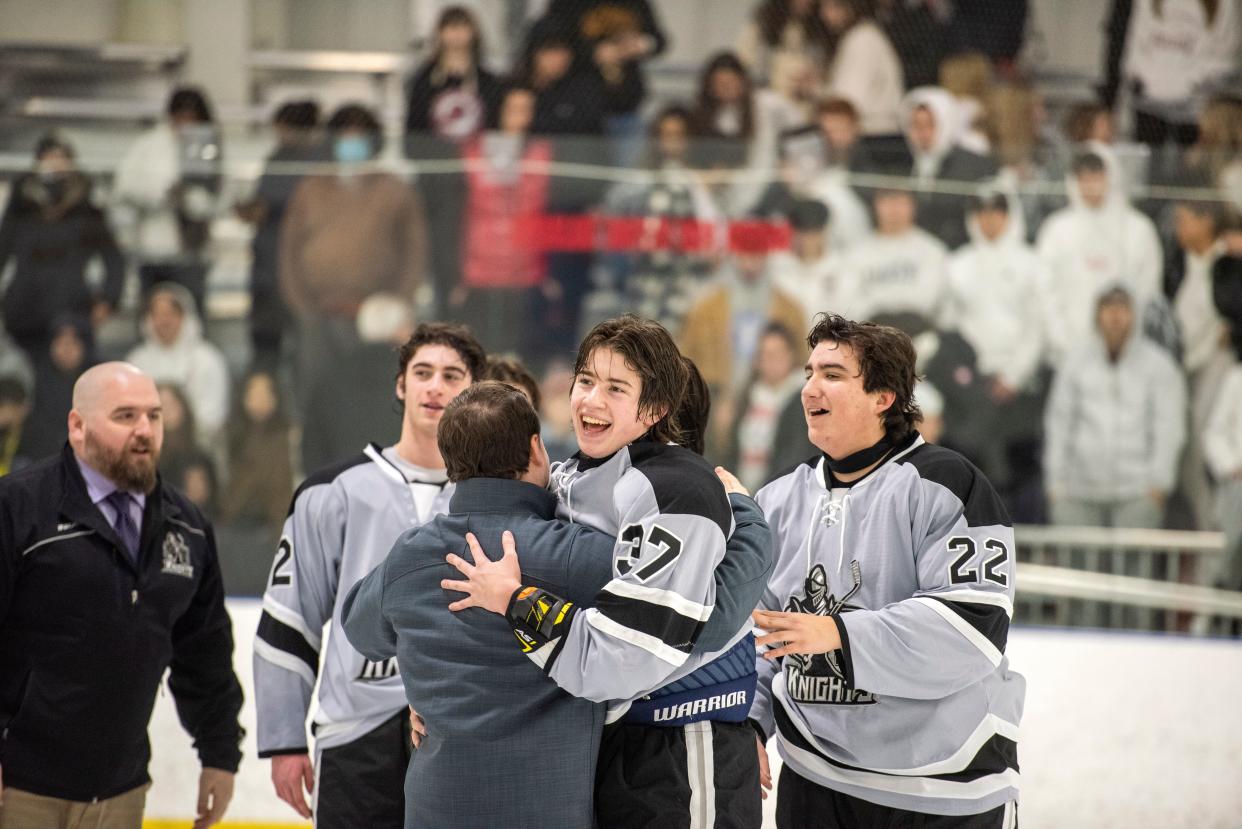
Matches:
[[0, 362, 243, 829]]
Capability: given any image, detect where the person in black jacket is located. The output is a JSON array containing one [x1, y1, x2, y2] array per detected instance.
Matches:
[[0, 362, 242, 828], [0, 133, 124, 361]]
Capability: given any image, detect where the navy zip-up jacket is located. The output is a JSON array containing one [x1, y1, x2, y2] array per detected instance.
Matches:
[[0, 445, 243, 800]]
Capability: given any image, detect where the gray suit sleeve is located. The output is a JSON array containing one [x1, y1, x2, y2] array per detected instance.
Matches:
[[340, 557, 397, 662], [697, 493, 773, 653], [252, 482, 345, 756]]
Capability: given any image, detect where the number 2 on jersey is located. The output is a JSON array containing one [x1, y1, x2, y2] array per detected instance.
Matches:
[[946, 536, 1009, 587]]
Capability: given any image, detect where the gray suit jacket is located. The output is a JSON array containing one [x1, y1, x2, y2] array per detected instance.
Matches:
[[343, 477, 614, 828]]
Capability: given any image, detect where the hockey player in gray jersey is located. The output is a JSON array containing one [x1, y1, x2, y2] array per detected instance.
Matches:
[[750, 314, 1024, 828], [253, 322, 485, 827], [446, 316, 767, 827]]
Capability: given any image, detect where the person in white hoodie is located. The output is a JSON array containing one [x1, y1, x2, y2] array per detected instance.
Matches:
[[1044, 285, 1186, 529], [838, 185, 951, 324], [112, 87, 221, 315], [899, 86, 998, 250], [949, 186, 1043, 398], [126, 282, 230, 453], [948, 185, 1047, 501], [1036, 145, 1164, 363]]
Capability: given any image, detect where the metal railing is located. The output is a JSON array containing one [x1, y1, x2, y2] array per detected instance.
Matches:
[[1014, 525, 1238, 633]]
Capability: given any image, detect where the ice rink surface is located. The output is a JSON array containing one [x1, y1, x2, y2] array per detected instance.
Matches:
[[144, 600, 1242, 828]]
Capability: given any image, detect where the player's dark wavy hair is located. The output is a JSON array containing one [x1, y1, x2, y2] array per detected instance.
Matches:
[[438, 381, 540, 482], [806, 313, 922, 440], [396, 322, 487, 382], [573, 315, 688, 446]]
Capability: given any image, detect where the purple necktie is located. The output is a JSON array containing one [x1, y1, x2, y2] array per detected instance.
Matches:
[[106, 490, 140, 563]]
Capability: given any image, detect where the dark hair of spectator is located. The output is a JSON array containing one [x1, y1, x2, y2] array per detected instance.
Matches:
[[273, 100, 320, 130], [652, 104, 694, 138], [34, 132, 74, 160], [395, 322, 487, 383], [806, 313, 922, 440], [484, 356, 542, 412], [227, 369, 289, 459], [815, 96, 859, 122], [1062, 102, 1109, 144], [823, 0, 876, 31], [167, 86, 213, 123], [326, 103, 384, 155], [755, 0, 828, 48], [0, 376, 28, 406], [1071, 151, 1107, 176], [435, 5, 484, 65], [788, 199, 831, 231], [676, 357, 711, 456], [762, 320, 801, 355], [573, 315, 689, 445], [1096, 284, 1133, 309], [156, 382, 198, 451], [693, 52, 755, 140], [968, 189, 1010, 214], [438, 381, 541, 482]]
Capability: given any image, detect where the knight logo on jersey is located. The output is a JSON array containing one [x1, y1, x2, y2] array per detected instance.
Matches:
[[161, 531, 194, 579], [783, 562, 875, 705]]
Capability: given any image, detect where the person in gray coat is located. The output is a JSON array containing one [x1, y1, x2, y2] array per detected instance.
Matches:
[[341, 381, 770, 827], [1044, 284, 1187, 529]]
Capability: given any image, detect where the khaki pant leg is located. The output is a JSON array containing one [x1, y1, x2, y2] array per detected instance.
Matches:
[[0, 787, 71, 829], [74, 784, 148, 829]]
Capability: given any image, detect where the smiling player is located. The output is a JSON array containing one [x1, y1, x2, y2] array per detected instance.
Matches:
[[750, 314, 1024, 828], [445, 315, 766, 827]]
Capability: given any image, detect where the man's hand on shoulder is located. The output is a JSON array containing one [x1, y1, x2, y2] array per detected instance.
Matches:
[[442, 531, 522, 615], [715, 466, 750, 497], [194, 767, 235, 829]]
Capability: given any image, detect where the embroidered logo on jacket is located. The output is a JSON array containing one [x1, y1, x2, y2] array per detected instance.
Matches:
[[161, 531, 194, 578], [783, 562, 875, 705]]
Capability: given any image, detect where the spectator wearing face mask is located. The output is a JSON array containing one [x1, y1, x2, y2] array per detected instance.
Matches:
[[279, 104, 428, 416], [0, 133, 124, 362]]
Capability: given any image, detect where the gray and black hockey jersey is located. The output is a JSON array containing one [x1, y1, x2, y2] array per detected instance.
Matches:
[[543, 440, 750, 713], [753, 433, 1025, 817], [254, 444, 453, 755]]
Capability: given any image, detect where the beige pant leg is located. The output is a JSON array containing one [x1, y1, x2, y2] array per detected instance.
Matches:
[[72, 784, 148, 829], [0, 786, 71, 829]]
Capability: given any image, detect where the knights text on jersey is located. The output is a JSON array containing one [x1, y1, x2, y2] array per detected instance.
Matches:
[[253, 445, 454, 755], [753, 434, 1025, 817], [538, 442, 738, 705]]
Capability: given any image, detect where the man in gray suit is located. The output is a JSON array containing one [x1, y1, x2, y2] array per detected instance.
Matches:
[[341, 381, 612, 827], [343, 379, 770, 828]]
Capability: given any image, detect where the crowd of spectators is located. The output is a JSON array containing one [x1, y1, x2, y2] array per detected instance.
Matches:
[[1, 0, 1241, 594]]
